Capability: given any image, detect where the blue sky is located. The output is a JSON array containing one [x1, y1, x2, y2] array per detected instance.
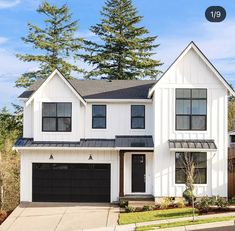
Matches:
[[0, 0, 235, 110]]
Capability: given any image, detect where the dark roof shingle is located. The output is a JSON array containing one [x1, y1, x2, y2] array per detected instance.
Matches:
[[18, 79, 156, 99]]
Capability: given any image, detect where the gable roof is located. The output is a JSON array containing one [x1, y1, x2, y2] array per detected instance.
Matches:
[[19, 75, 156, 101], [148, 41, 235, 97], [24, 69, 87, 106]]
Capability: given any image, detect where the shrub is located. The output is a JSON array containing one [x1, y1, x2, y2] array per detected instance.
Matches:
[[228, 198, 235, 205], [142, 205, 154, 211], [175, 198, 185, 208], [215, 196, 228, 209], [183, 189, 195, 205], [0, 210, 7, 224], [125, 206, 135, 213], [195, 196, 213, 213], [0, 139, 20, 212], [119, 200, 128, 208], [160, 197, 172, 209]]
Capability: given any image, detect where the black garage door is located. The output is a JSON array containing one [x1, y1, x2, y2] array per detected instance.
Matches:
[[32, 163, 110, 202]]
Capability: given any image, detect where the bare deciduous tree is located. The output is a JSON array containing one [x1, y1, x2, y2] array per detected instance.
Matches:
[[180, 153, 196, 221]]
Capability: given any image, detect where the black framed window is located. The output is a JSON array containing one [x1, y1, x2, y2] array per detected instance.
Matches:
[[42, 103, 72, 132], [175, 152, 207, 184], [131, 105, 145, 129], [176, 89, 207, 130], [231, 135, 235, 143], [92, 105, 106, 129]]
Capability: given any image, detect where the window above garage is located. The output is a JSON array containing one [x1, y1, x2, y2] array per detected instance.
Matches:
[[42, 102, 72, 132]]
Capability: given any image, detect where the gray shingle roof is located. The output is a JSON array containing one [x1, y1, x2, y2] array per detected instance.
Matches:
[[168, 139, 217, 150], [14, 136, 154, 149], [18, 79, 156, 99]]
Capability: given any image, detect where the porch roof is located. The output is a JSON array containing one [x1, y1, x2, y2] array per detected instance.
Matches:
[[14, 136, 154, 150], [168, 139, 217, 152]]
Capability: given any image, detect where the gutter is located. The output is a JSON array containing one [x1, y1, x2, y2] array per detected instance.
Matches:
[[13, 146, 154, 151]]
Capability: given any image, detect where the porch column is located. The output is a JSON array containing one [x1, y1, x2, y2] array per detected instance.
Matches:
[[119, 150, 124, 197]]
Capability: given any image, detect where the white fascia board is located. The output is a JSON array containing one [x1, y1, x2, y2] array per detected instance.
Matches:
[[86, 99, 152, 103], [13, 146, 154, 151], [26, 69, 87, 107], [148, 42, 235, 98], [169, 148, 217, 152]]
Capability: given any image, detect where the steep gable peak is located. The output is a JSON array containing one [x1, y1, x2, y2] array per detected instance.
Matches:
[[148, 41, 235, 97], [24, 69, 86, 106]]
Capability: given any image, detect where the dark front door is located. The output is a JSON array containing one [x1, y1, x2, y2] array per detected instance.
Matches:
[[32, 163, 110, 202], [132, 154, 146, 192]]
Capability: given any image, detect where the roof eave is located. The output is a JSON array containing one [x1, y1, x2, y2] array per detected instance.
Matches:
[[13, 146, 154, 151], [85, 98, 152, 102]]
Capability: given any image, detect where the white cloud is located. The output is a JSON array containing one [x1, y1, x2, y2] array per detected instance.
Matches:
[[0, 48, 38, 109], [0, 0, 20, 9], [76, 31, 97, 39], [0, 36, 8, 44], [0, 48, 37, 80], [156, 18, 235, 86]]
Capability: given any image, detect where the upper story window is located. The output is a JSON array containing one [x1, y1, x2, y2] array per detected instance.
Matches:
[[42, 103, 72, 132], [131, 105, 145, 129], [231, 135, 235, 143], [92, 105, 106, 129], [175, 89, 207, 131], [175, 152, 207, 184]]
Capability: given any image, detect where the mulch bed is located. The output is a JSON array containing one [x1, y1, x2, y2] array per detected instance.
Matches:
[[199, 207, 235, 215], [0, 210, 12, 225], [121, 205, 235, 214]]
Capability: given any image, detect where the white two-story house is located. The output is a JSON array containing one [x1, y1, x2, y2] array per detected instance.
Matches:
[[14, 42, 235, 203]]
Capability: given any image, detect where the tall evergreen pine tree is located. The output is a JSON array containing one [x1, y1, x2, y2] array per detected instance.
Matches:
[[16, 1, 83, 88], [81, 0, 161, 80]]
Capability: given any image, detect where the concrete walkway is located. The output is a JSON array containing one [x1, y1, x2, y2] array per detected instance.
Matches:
[[0, 203, 119, 231], [1, 204, 235, 231]]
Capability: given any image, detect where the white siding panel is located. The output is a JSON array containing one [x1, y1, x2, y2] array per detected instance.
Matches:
[[153, 47, 228, 198], [23, 101, 33, 138], [32, 74, 83, 142], [85, 102, 153, 139]]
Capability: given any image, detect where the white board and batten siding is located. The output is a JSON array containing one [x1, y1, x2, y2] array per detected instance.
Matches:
[[23, 73, 154, 141], [85, 102, 153, 139], [153, 48, 228, 198], [23, 74, 84, 142]]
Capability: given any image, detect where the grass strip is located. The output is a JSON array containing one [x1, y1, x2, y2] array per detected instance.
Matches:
[[135, 215, 235, 231], [119, 208, 198, 225]]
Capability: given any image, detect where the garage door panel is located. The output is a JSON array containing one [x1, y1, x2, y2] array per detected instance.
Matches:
[[32, 163, 110, 202]]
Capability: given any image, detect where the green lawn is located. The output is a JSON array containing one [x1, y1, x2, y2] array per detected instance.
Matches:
[[135, 215, 235, 231], [119, 208, 198, 225]]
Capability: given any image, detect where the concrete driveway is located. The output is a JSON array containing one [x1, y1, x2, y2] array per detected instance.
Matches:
[[0, 203, 119, 231]]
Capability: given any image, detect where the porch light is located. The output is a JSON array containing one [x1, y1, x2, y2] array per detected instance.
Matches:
[[88, 155, 93, 160], [49, 154, 54, 160]]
